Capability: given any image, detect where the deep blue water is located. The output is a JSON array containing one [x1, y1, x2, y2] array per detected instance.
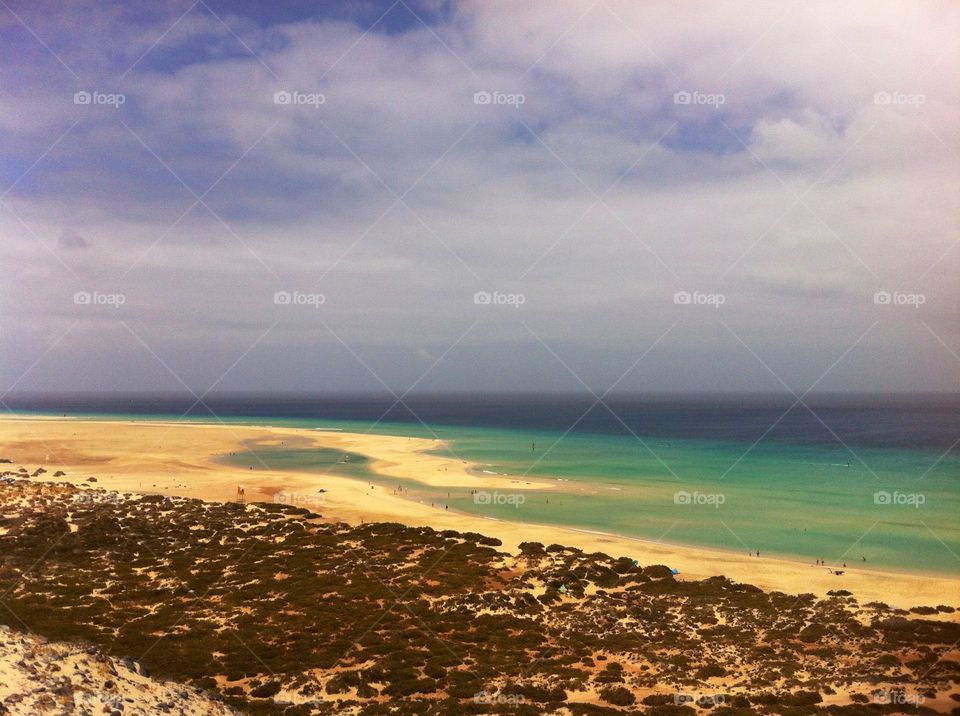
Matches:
[[5, 392, 958, 451]]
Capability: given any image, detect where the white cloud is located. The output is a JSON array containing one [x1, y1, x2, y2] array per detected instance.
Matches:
[[1, 0, 957, 393]]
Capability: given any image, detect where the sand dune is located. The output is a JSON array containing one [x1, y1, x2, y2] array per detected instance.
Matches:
[[0, 624, 237, 715]]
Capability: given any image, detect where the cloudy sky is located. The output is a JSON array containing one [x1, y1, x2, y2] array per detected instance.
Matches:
[[1, 0, 958, 396]]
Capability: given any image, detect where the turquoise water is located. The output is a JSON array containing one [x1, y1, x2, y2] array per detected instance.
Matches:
[[29, 411, 960, 575]]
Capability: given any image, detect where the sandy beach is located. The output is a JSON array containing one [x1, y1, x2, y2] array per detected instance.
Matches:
[[1, 415, 957, 611]]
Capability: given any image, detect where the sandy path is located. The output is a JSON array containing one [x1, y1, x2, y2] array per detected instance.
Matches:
[[1, 415, 957, 611]]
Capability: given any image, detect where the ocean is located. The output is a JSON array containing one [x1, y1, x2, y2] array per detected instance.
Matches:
[[6, 393, 959, 575]]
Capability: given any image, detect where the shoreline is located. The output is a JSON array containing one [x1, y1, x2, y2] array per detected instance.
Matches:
[[457, 510, 957, 583], [2, 414, 958, 611]]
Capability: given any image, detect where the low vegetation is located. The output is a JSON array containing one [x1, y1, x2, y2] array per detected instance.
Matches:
[[1, 480, 957, 714]]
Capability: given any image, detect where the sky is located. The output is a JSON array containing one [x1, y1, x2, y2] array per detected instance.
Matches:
[[1, 0, 958, 396]]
